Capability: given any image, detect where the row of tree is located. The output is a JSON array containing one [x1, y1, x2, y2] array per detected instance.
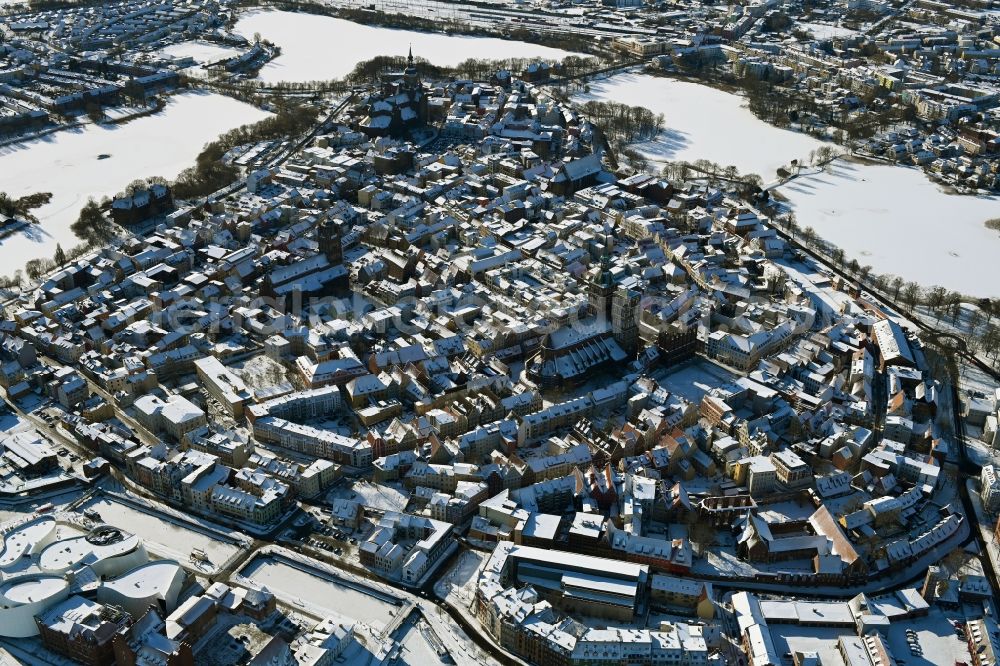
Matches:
[[24, 242, 80, 280], [345, 53, 605, 87], [0, 191, 52, 223], [578, 100, 664, 144], [0, 239, 92, 292], [172, 102, 319, 200], [778, 212, 1000, 369], [69, 198, 115, 245], [658, 64, 907, 148], [65, 175, 174, 246], [662, 159, 764, 186]]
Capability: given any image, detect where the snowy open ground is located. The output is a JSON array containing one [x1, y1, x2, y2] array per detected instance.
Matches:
[[779, 159, 1000, 296], [234, 10, 581, 83], [0, 488, 82, 525], [434, 549, 485, 608], [654, 357, 739, 403], [77, 495, 240, 567], [575, 72, 830, 179], [156, 41, 241, 64], [395, 615, 448, 666], [233, 354, 291, 394], [770, 611, 969, 666], [796, 22, 859, 39], [0, 92, 269, 275], [241, 555, 398, 628], [328, 479, 409, 513]]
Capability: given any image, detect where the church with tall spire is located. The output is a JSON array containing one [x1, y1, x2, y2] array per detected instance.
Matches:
[[587, 234, 616, 319], [358, 44, 428, 138], [404, 45, 419, 88]]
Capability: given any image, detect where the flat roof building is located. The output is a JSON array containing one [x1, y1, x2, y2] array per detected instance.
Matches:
[[482, 542, 649, 621], [195, 356, 251, 418]]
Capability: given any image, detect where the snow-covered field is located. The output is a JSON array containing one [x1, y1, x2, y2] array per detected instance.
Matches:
[[233, 355, 291, 394], [654, 358, 739, 403], [694, 547, 757, 578], [156, 40, 240, 64], [796, 22, 859, 39], [241, 556, 398, 628], [0, 92, 269, 276], [396, 616, 447, 666], [434, 549, 485, 608], [779, 159, 1000, 296], [0, 488, 82, 525], [575, 73, 830, 179], [77, 495, 240, 568], [234, 10, 581, 83], [328, 480, 409, 513]]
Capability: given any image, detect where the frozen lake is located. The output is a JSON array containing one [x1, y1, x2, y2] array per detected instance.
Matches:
[[242, 556, 399, 628], [778, 159, 1000, 297], [0, 91, 269, 276], [234, 10, 581, 83], [575, 73, 830, 180], [156, 40, 240, 64], [77, 495, 241, 569]]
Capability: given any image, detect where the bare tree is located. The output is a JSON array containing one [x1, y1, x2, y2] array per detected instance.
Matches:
[[980, 325, 1000, 365], [890, 276, 904, 300], [926, 286, 947, 313], [901, 282, 922, 309], [967, 309, 985, 347]]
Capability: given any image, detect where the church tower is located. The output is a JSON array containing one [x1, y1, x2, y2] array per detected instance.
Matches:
[[588, 247, 615, 320], [612, 285, 640, 356], [404, 45, 420, 90], [319, 218, 343, 264], [260, 272, 276, 299]]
